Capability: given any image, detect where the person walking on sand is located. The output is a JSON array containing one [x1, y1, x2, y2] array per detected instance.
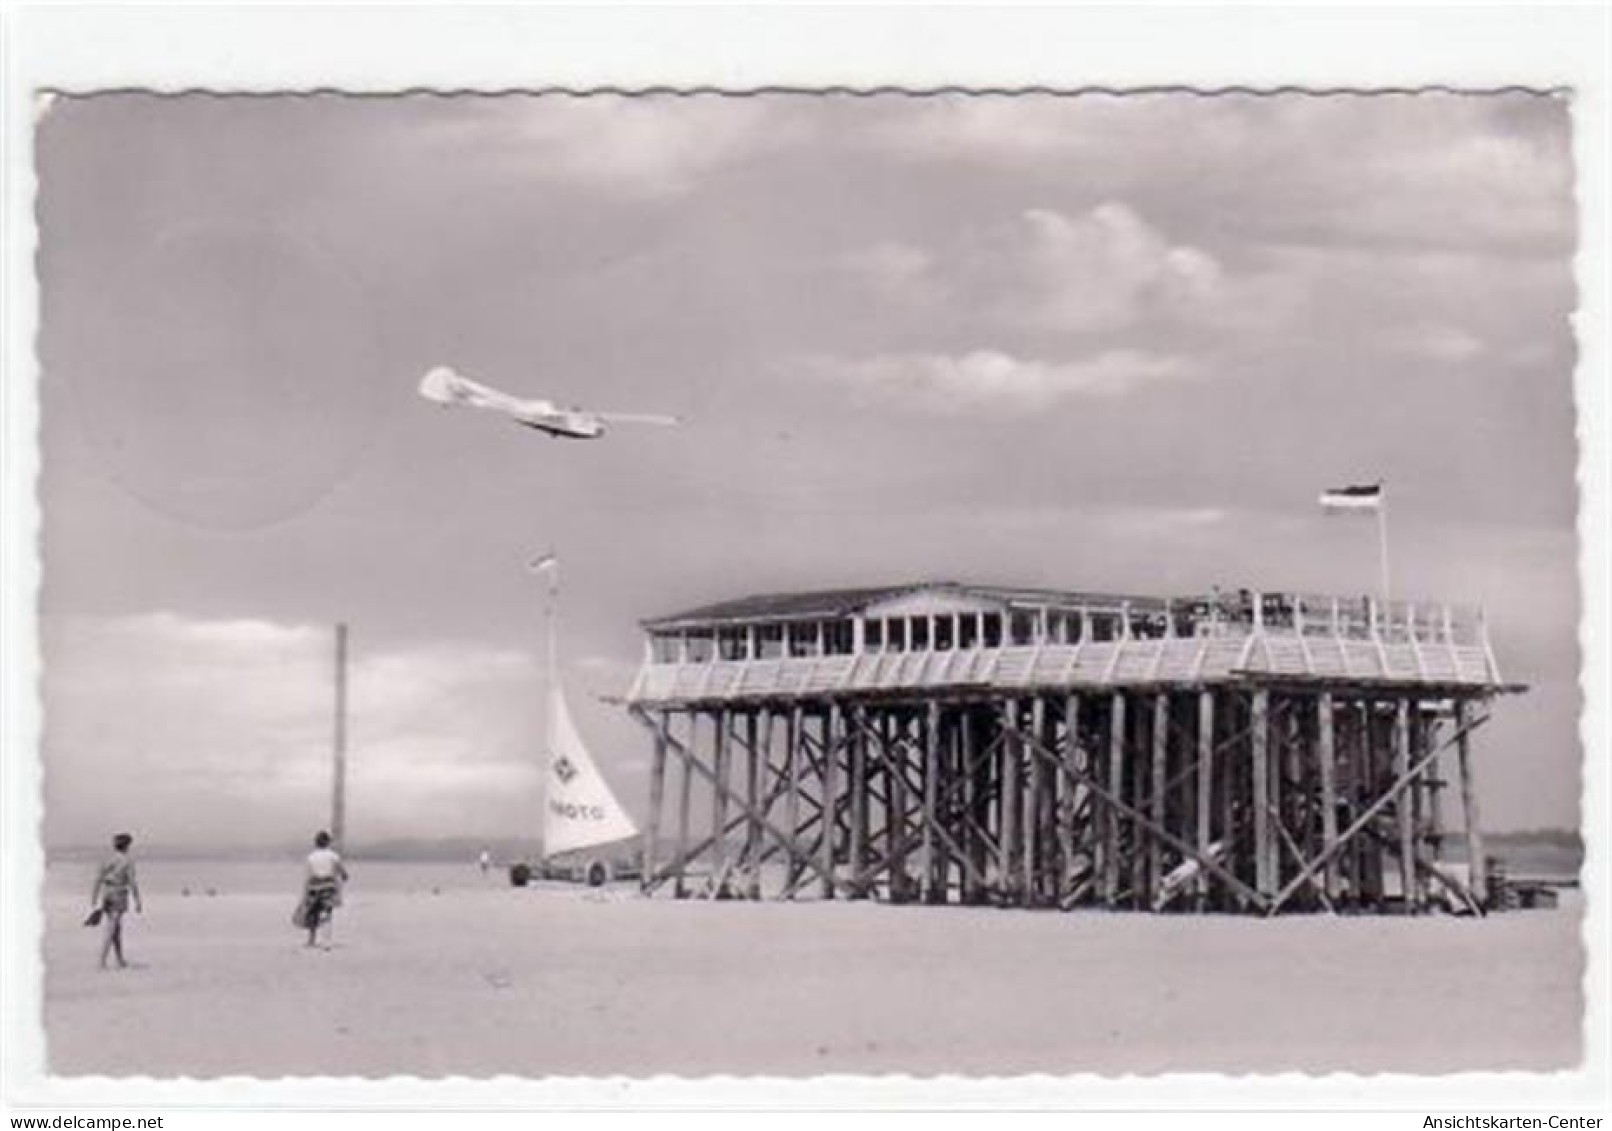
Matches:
[[90, 832, 141, 969], [301, 830, 349, 949]]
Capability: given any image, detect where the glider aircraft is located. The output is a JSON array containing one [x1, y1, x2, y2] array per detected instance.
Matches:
[[419, 366, 681, 440]]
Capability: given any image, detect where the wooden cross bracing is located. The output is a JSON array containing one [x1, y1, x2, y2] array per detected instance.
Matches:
[[629, 685, 1496, 916]]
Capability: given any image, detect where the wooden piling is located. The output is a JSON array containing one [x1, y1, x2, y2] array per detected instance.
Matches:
[[712, 708, 730, 896], [674, 712, 694, 899], [962, 708, 985, 905], [745, 711, 762, 900], [331, 623, 348, 851], [923, 700, 943, 903], [1454, 698, 1488, 907], [887, 711, 911, 903], [1062, 694, 1084, 904], [785, 706, 803, 888], [1129, 701, 1148, 907], [1196, 690, 1214, 906], [1030, 696, 1054, 904], [1317, 692, 1339, 903], [821, 704, 840, 900], [1105, 693, 1126, 907], [1252, 689, 1272, 898], [849, 705, 870, 899], [643, 713, 669, 893], [1394, 697, 1416, 912], [1000, 700, 1021, 901], [1150, 692, 1169, 901]]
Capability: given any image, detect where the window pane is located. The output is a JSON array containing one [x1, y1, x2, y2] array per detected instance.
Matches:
[[687, 631, 715, 662], [982, 613, 1002, 647], [910, 617, 929, 650], [1010, 611, 1035, 645], [758, 624, 783, 659], [826, 620, 854, 656]]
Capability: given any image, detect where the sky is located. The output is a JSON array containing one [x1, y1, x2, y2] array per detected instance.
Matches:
[[34, 92, 1583, 849]]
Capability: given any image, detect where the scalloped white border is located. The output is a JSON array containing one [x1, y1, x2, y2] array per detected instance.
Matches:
[[2, 3, 1606, 1113]]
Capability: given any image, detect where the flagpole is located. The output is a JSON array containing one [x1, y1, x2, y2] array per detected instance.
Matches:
[[1376, 484, 1392, 606], [542, 553, 559, 865]]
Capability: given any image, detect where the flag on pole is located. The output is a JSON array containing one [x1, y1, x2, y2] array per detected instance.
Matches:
[[1319, 483, 1384, 512]]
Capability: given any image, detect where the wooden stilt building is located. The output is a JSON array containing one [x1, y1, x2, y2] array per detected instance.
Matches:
[[625, 583, 1521, 915]]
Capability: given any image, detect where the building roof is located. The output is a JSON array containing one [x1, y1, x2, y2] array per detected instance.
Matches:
[[642, 581, 1171, 631], [644, 583, 950, 629]]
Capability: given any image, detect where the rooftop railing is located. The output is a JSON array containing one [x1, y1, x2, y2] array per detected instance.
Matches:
[[643, 591, 1492, 665]]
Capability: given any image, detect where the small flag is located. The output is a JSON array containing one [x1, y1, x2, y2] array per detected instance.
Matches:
[[1319, 483, 1384, 512], [527, 551, 558, 575]]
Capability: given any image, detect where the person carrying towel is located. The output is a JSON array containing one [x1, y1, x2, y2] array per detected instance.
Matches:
[[90, 832, 142, 969], [301, 830, 349, 949]]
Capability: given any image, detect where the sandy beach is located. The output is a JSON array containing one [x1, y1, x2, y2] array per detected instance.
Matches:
[[43, 859, 1583, 1078]]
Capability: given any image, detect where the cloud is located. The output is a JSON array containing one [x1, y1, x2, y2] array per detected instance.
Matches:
[[976, 204, 1224, 333], [43, 613, 549, 847], [793, 348, 1200, 413], [838, 202, 1229, 339], [421, 96, 794, 198], [1402, 324, 1488, 364], [836, 240, 942, 305], [870, 93, 1573, 257]]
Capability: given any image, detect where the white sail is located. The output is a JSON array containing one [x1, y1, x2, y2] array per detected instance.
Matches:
[[542, 685, 639, 857]]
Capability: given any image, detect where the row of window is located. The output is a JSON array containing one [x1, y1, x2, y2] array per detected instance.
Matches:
[[648, 608, 1167, 664]]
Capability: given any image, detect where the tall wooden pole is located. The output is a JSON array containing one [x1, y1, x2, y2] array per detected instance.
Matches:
[[849, 705, 869, 899], [1020, 700, 1038, 900], [1363, 700, 1385, 907], [1062, 695, 1083, 904], [820, 705, 840, 900], [962, 708, 984, 905], [1394, 697, 1416, 911], [1377, 490, 1393, 606], [887, 712, 910, 902], [1195, 690, 1215, 906], [1318, 692, 1340, 903], [643, 712, 668, 893], [923, 701, 943, 903], [1410, 705, 1432, 906], [538, 554, 560, 868], [712, 708, 730, 896], [1031, 696, 1054, 904], [1105, 693, 1126, 907], [745, 711, 762, 900], [1455, 698, 1488, 907], [1000, 701, 1021, 901], [674, 713, 693, 898], [1129, 705, 1148, 906], [1149, 693, 1169, 902], [1424, 709, 1445, 873], [785, 706, 802, 890], [331, 622, 348, 849], [1251, 689, 1272, 899]]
